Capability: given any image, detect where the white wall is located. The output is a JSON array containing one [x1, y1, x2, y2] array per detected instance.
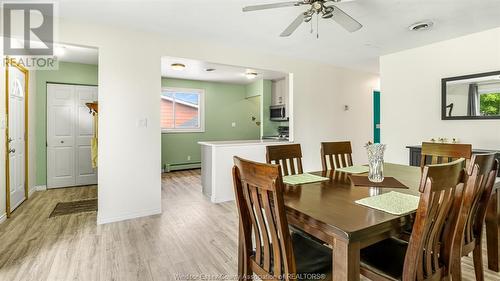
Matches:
[[1, 19, 378, 224], [381, 27, 500, 164], [446, 84, 469, 117]]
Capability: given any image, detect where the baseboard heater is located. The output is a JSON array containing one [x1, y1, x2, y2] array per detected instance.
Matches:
[[165, 162, 201, 172]]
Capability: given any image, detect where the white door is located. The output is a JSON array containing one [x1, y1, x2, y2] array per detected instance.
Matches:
[[47, 84, 98, 188], [8, 66, 27, 211]]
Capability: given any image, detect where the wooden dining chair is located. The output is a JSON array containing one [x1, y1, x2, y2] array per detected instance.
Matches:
[[233, 156, 332, 281], [451, 154, 499, 281], [266, 144, 303, 176], [320, 141, 353, 171], [359, 158, 466, 281], [420, 142, 472, 168]]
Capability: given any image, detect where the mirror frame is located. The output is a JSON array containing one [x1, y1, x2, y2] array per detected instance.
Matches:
[[442, 70, 500, 120]]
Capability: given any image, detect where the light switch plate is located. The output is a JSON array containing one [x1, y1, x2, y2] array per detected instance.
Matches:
[[231, 122, 236, 128], [137, 118, 148, 128]]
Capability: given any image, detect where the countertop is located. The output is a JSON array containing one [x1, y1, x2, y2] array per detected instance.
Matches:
[[198, 139, 292, 147]]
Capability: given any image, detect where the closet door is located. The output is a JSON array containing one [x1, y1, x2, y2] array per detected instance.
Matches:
[[47, 84, 76, 188], [47, 84, 98, 188], [75, 86, 98, 185]]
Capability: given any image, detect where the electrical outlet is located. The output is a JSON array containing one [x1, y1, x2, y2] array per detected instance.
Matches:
[[187, 155, 191, 161], [231, 122, 236, 128]]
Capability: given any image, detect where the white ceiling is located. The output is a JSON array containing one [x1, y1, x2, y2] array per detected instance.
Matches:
[[161, 56, 287, 84], [56, 43, 98, 65], [54, 0, 500, 73]]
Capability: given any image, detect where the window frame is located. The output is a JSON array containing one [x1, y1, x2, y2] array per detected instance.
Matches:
[[161, 87, 205, 133]]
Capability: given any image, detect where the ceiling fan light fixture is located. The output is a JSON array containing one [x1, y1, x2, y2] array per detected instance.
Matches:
[[171, 63, 186, 70]]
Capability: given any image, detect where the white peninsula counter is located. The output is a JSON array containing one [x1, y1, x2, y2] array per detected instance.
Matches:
[[199, 140, 292, 203]]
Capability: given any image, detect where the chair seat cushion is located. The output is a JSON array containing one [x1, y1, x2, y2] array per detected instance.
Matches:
[[360, 237, 408, 281], [292, 232, 332, 280]]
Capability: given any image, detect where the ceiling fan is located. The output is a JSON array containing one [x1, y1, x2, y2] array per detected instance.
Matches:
[[242, 0, 362, 37]]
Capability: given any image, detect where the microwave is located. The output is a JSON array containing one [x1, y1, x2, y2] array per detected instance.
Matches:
[[270, 105, 288, 121]]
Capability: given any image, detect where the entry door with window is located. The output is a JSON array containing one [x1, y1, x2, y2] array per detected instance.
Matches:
[[7, 63, 28, 212], [47, 84, 98, 188]]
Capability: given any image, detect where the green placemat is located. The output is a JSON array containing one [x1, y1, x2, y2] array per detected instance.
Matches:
[[283, 173, 329, 185], [355, 191, 420, 215], [335, 165, 370, 174]]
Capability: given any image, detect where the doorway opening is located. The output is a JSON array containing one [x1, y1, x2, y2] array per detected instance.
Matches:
[[44, 44, 99, 189]]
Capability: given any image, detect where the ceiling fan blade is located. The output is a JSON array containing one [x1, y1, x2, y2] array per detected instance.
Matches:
[[243, 1, 301, 12], [280, 13, 306, 37], [330, 5, 362, 32]]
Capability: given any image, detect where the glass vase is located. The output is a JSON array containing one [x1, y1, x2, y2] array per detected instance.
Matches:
[[366, 143, 386, 183]]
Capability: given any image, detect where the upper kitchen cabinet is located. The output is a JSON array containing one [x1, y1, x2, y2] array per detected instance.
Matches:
[[271, 77, 289, 119], [271, 77, 289, 106]]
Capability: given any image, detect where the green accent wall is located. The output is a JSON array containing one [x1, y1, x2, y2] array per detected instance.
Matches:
[[35, 62, 98, 185], [162, 78, 261, 169], [245, 79, 263, 98]]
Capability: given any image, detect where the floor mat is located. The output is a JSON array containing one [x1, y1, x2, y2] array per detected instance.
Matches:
[[49, 199, 97, 218]]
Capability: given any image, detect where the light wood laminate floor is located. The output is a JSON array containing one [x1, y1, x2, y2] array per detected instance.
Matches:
[[0, 169, 499, 280]]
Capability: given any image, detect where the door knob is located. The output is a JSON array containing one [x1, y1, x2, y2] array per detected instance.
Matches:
[[9, 148, 15, 154]]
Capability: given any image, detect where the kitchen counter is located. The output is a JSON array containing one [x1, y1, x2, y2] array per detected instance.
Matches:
[[199, 140, 292, 203], [198, 139, 290, 147]]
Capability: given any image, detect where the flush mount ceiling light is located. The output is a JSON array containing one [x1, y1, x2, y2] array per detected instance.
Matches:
[[245, 72, 259, 79], [54, 46, 66, 57], [171, 63, 186, 70], [409, 21, 433, 31]]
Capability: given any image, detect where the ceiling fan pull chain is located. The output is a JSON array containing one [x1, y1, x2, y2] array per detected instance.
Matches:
[[316, 13, 319, 39], [310, 19, 313, 34]]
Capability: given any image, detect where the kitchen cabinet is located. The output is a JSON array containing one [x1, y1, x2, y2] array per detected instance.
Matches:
[[271, 77, 289, 118]]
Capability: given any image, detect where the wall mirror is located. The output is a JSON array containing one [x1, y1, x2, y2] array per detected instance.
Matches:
[[442, 70, 500, 120]]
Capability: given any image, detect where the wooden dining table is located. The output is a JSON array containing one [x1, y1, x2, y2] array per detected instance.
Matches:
[[268, 163, 500, 281]]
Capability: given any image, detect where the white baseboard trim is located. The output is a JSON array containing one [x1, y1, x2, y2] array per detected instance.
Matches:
[[97, 208, 162, 225], [35, 185, 47, 191], [0, 213, 6, 224], [28, 188, 36, 197], [28, 185, 47, 197]]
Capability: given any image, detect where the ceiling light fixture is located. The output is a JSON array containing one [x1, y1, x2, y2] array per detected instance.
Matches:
[[171, 63, 186, 70], [54, 46, 66, 57], [245, 72, 258, 79], [409, 21, 433, 31]]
